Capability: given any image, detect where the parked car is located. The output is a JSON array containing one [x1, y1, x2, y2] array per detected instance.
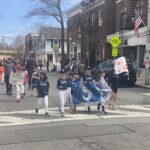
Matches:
[[92, 60, 137, 87]]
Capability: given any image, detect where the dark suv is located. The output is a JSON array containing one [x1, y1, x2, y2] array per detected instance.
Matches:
[[92, 60, 137, 87]]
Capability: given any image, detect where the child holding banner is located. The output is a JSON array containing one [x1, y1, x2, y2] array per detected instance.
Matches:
[[97, 71, 112, 114], [10, 64, 27, 102], [83, 67, 93, 112], [109, 64, 119, 110]]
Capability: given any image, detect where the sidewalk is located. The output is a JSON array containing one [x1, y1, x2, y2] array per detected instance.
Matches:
[[136, 69, 150, 89]]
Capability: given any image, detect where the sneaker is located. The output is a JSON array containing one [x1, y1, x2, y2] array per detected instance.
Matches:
[[59, 107, 61, 112], [112, 105, 115, 110], [35, 108, 39, 114], [97, 103, 101, 110], [102, 106, 107, 115], [9, 92, 12, 96], [16, 99, 20, 103], [88, 107, 91, 113], [61, 112, 64, 117], [74, 106, 77, 113], [109, 103, 112, 110], [45, 112, 49, 117]]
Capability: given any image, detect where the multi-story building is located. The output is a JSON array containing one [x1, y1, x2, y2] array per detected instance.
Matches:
[[66, 0, 116, 67], [65, 3, 83, 61], [36, 27, 67, 66], [67, 0, 148, 66], [107, 0, 148, 66], [81, 0, 116, 67], [25, 33, 39, 59], [0, 50, 17, 60]]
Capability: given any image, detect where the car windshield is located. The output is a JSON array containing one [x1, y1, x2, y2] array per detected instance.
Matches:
[[103, 61, 112, 68]]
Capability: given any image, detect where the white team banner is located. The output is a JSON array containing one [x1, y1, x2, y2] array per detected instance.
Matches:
[[114, 57, 128, 75], [9, 72, 24, 85]]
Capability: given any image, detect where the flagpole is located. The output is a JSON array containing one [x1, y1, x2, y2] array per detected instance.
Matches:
[[137, 35, 140, 66]]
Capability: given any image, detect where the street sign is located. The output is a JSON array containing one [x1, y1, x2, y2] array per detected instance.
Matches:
[[144, 54, 150, 62], [109, 36, 121, 48], [112, 48, 118, 57]]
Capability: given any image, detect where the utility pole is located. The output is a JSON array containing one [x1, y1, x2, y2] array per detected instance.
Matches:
[[145, 0, 150, 85]]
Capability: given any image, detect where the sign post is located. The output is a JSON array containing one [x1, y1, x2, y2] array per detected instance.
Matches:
[[144, 54, 150, 84]]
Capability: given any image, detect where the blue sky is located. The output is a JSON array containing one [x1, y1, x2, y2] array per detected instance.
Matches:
[[0, 0, 81, 41]]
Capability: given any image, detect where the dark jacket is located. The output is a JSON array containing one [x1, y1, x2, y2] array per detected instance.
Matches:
[[83, 74, 93, 83], [57, 78, 67, 90], [4, 63, 15, 77], [67, 77, 72, 88], [37, 80, 49, 98], [109, 70, 118, 90]]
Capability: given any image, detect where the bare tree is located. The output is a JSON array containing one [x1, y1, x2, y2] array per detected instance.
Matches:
[[13, 35, 25, 59], [25, 0, 65, 68], [31, 21, 52, 32]]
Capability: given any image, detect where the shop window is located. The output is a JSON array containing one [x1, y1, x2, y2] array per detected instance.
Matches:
[[91, 13, 95, 27], [99, 10, 103, 26]]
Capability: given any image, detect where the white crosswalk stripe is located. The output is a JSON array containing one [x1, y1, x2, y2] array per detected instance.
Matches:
[[141, 93, 150, 96], [0, 105, 150, 127]]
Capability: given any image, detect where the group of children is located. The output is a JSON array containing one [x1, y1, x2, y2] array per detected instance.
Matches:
[[9, 62, 118, 117], [9, 64, 50, 116], [56, 65, 118, 117]]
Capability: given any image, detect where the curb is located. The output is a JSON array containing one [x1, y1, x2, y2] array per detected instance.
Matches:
[[135, 84, 150, 89]]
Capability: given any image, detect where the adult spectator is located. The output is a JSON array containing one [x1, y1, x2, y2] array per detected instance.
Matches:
[[46, 60, 49, 71], [78, 60, 85, 77], [26, 59, 35, 90], [71, 60, 78, 73], [4, 59, 15, 95]]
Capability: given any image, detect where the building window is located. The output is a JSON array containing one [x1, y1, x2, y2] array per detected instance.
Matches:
[[99, 10, 103, 26], [136, 0, 144, 16], [51, 40, 53, 48], [43, 41, 45, 49], [91, 13, 95, 27], [59, 39, 61, 48]]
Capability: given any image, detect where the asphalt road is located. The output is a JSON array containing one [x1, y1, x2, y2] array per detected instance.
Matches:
[[0, 72, 150, 150]]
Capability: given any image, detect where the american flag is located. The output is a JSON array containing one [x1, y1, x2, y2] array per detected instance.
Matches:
[[134, 9, 143, 36]]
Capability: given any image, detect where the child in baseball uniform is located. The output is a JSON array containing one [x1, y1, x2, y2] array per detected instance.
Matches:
[[57, 70, 68, 117], [36, 72, 49, 116]]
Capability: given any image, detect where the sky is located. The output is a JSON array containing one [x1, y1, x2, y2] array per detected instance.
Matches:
[[0, 0, 82, 42]]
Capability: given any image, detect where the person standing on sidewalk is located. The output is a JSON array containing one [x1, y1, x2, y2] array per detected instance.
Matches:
[[4, 59, 15, 95], [109, 65, 119, 110], [57, 70, 68, 117], [35, 72, 50, 117]]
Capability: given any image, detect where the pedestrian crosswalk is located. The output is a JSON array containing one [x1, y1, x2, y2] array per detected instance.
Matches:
[[0, 105, 150, 127]]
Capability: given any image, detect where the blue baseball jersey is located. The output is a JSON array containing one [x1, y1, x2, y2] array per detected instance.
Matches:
[[83, 74, 93, 83], [36, 80, 49, 98], [57, 78, 68, 90], [67, 77, 72, 88]]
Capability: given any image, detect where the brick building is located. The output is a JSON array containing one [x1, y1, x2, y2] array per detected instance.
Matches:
[[66, 0, 116, 67], [65, 3, 83, 61], [66, 0, 148, 67], [81, 0, 115, 67], [107, 0, 148, 66]]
